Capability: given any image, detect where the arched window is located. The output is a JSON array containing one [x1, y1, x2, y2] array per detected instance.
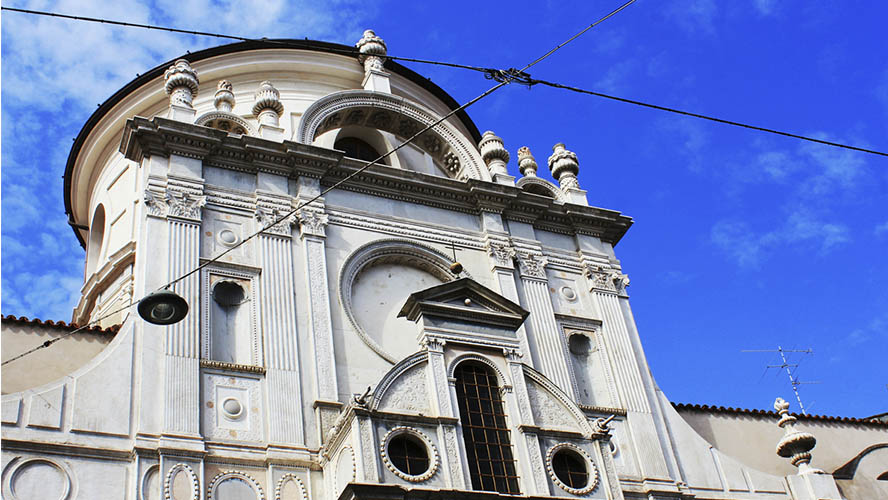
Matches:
[[334, 136, 388, 165], [86, 204, 106, 277], [454, 361, 520, 494]]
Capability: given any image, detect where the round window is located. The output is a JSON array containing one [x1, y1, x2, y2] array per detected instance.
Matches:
[[552, 448, 588, 489], [387, 434, 430, 477]]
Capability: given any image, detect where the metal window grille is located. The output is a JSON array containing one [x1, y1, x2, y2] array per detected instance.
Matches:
[[552, 450, 588, 488], [388, 435, 430, 476], [454, 362, 520, 494]]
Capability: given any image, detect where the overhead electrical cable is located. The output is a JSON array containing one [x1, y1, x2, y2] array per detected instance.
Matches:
[[0, 1, 636, 365], [525, 77, 888, 158], [3, 3, 883, 156]]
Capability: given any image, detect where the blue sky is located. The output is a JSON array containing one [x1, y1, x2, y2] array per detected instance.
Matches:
[[2, 1, 886, 417]]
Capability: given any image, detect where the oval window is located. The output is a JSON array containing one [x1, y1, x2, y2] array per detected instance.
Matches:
[[387, 434, 430, 477], [552, 448, 588, 489]]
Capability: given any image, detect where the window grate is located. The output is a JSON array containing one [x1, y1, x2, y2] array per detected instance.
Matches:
[[454, 362, 520, 494]]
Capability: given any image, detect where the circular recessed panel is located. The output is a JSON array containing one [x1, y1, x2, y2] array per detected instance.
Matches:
[[221, 397, 244, 420], [380, 426, 439, 482], [217, 229, 240, 247], [546, 443, 599, 495], [560, 286, 577, 302], [8, 459, 70, 500]]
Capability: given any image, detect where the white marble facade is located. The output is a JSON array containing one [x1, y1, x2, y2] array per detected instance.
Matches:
[[1, 32, 850, 500]]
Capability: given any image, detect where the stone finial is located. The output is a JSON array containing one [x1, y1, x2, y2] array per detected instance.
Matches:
[[163, 59, 199, 108], [214, 80, 235, 112], [517, 146, 538, 177], [479, 131, 510, 177], [774, 397, 823, 475], [252, 81, 284, 126], [356, 29, 387, 73], [547, 143, 580, 190]]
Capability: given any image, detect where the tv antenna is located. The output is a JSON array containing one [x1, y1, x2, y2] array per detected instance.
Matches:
[[742, 346, 820, 415]]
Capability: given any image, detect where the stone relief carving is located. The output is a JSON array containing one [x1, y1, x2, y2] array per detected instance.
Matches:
[[145, 189, 168, 217], [441, 425, 463, 488], [207, 470, 264, 500], [164, 463, 199, 500], [545, 442, 600, 495], [255, 206, 297, 236], [486, 240, 516, 268], [274, 474, 307, 500], [305, 239, 335, 398], [296, 208, 329, 238], [201, 372, 263, 442], [356, 29, 387, 74], [376, 364, 431, 415], [584, 264, 629, 294], [524, 434, 549, 494], [525, 378, 582, 432], [165, 190, 206, 221], [516, 252, 548, 280], [443, 151, 461, 173], [380, 426, 440, 482]]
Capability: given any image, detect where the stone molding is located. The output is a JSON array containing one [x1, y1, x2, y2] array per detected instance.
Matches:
[[338, 239, 462, 363], [2, 456, 75, 500], [195, 111, 254, 136], [164, 463, 199, 500], [207, 470, 264, 500], [545, 442, 600, 495], [370, 352, 428, 411], [274, 474, 308, 500], [296, 90, 487, 181], [446, 353, 508, 386], [379, 426, 440, 482]]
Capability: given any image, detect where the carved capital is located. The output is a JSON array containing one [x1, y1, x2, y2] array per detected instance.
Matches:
[[486, 240, 516, 269], [585, 264, 629, 294], [503, 348, 523, 362], [423, 337, 447, 353], [255, 206, 297, 236], [516, 252, 547, 280], [165, 190, 206, 221], [144, 189, 168, 218], [297, 208, 329, 238]]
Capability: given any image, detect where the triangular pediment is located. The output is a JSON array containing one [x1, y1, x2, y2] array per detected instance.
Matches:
[[397, 278, 528, 330]]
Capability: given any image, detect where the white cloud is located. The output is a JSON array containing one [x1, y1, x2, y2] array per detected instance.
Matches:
[[753, 0, 777, 16], [668, 0, 718, 35], [1, 0, 371, 320], [875, 221, 888, 237]]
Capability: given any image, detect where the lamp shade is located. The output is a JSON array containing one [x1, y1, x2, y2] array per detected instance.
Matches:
[[137, 289, 189, 325]]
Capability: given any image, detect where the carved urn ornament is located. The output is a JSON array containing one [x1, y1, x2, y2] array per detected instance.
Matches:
[[214, 80, 236, 112], [252, 81, 284, 126], [163, 59, 199, 108], [548, 143, 580, 190], [479, 131, 510, 177], [356, 29, 387, 74], [773, 397, 823, 475], [517, 146, 538, 177]]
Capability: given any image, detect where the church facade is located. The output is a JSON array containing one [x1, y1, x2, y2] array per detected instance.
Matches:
[[2, 31, 884, 500]]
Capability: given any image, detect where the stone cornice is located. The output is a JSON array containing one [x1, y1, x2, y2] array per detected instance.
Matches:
[[120, 117, 633, 244]]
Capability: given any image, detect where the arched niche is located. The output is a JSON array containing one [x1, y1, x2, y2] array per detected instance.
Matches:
[[195, 111, 255, 136], [339, 239, 468, 363], [86, 204, 106, 277], [517, 177, 564, 202], [297, 90, 488, 181], [315, 125, 399, 168]]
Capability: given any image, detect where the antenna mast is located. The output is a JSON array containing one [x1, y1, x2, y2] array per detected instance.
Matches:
[[742, 346, 820, 415]]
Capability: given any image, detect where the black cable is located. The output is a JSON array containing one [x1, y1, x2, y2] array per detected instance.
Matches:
[[4, 4, 882, 157], [0, 1, 634, 364], [0, 6, 496, 75], [528, 77, 888, 158]]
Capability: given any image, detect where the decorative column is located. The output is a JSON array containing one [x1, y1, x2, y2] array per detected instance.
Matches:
[[253, 81, 285, 141], [255, 194, 305, 447], [423, 337, 467, 489], [547, 143, 588, 205], [583, 264, 647, 412], [163, 59, 199, 122], [483, 235, 533, 364], [774, 398, 842, 500], [479, 131, 515, 186], [147, 178, 206, 446], [356, 29, 391, 93], [295, 178, 340, 441], [503, 348, 548, 496], [514, 248, 574, 396]]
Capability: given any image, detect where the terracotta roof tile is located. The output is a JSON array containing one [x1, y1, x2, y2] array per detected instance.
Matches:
[[673, 402, 888, 427], [1, 314, 120, 335]]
